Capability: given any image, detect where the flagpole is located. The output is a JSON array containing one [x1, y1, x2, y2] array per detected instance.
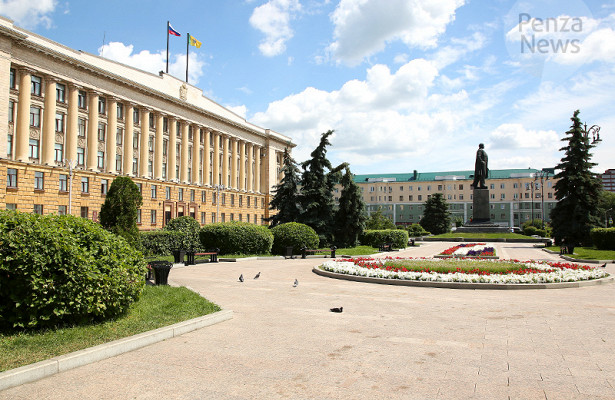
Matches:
[[166, 21, 170, 74], [186, 33, 189, 83]]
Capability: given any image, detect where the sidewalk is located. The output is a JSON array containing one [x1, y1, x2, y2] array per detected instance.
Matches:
[[1, 242, 614, 399]]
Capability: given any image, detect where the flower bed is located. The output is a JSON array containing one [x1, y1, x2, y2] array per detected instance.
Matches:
[[319, 257, 608, 284], [438, 243, 496, 258]]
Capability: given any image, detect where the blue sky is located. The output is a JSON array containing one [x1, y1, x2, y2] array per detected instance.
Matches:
[[2, 0, 613, 175]]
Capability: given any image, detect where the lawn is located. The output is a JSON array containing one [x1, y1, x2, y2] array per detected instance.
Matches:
[[0, 285, 220, 372], [433, 232, 532, 239], [316, 245, 380, 256], [545, 246, 615, 260]]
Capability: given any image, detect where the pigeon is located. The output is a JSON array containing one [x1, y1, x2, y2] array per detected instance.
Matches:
[[293, 279, 299, 287], [254, 272, 261, 279], [238, 274, 244, 282], [330, 307, 343, 313], [600, 263, 607, 268]]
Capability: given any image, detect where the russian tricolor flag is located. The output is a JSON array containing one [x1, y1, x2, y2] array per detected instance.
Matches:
[[168, 24, 181, 37]]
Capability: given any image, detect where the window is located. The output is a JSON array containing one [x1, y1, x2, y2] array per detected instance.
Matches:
[[136, 183, 142, 193], [151, 185, 157, 199], [133, 108, 139, 125], [9, 100, 14, 123], [201, 212, 206, 224], [6, 203, 17, 210], [151, 210, 157, 224], [80, 206, 89, 219], [55, 113, 65, 132], [163, 139, 168, 156], [97, 151, 105, 169], [34, 171, 44, 190], [399, 196, 403, 201], [116, 155, 122, 172], [149, 113, 154, 129], [116, 127, 123, 145], [29, 139, 39, 159], [190, 189, 195, 202], [133, 134, 139, 149], [54, 143, 63, 162], [132, 158, 138, 175], [117, 103, 124, 119], [162, 163, 166, 179], [548, 192, 553, 199], [202, 191, 206, 203], [77, 147, 85, 166], [500, 193, 505, 200], [247, 214, 250, 223], [148, 160, 153, 178], [56, 83, 66, 102], [239, 195, 242, 207], [438, 185, 443, 191], [247, 196, 251, 207], [98, 97, 106, 114], [78, 118, 86, 137], [148, 136, 153, 151], [418, 195, 422, 201], [58, 205, 67, 215], [221, 193, 226, 205], [221, 213, 225, 222], [7, 168, 17, 188], [136, 209, 141, 224], [98, 123, 106, 141], [165, 186, 171, 200], [163, 117, 168, 132], [78, 91, 86, 108], [178, 188, 183, 201], [513, 183, 519, 189], [490, 184, 495, 189], [59, 174, 68, 192], [101, 179, 108, 195], [31, 75, 42, 95], [33, 204, 43, 214], [81, 177, 89, 193], [30, 106, 41, 127], [490, 193, 495, 199], [500, 183, 505, 189], [10, 68, 15, 89], [211, 212, 216, 223]]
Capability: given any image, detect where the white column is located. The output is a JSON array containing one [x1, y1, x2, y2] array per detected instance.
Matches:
[[86, 91, 99, 170], [139, 108, 150, 177], [15, 68, 34, 162], [106, 97, 117, 173], [123, 104, 134, 175]]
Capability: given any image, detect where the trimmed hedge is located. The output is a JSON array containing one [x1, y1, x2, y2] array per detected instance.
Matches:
[[140, 230, 184, 256], [199, 221, 273, 255], [0, 211, 146, 330], [163, 216, 201, 251], [360, 229, 409, 249], [591, 228, 615, 250], [270, 222, 319, 255], [523, 226, 547, 237]]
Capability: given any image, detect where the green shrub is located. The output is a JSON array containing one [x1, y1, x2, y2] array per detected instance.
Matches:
[[591, 228, 615, 250], [360, 229, 409, 249], [163, 216, 201, 251], [0, 211, 146, 331], [523, 226, 547, 237], [407, 223, 429, 237], [140, 230, 184, 256], [200, 221, 273, 255], [270, 222, 319, 255]]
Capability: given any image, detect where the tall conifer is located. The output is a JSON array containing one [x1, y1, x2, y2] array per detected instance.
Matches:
[[419, 192, 451, 235], [267, 148, 301, 227], [334, 167, 367, 247]]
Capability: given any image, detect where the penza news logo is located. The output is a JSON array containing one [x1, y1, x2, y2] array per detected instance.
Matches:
[[517, 13, 582, 54]]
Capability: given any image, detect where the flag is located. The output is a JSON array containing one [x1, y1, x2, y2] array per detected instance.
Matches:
[[168, 24, 181, 37], [189, 34, 202, 48]]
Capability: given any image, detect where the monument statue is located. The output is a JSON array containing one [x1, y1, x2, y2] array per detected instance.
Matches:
[[471, 143, 488, 189]]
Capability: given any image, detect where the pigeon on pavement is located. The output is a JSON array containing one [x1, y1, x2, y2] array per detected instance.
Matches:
[[254, 272, 261, 279], [293, 279, 299, 287], [330, 307, 343, 313], [238, 274, 244, 282], [600, 263, 607, 268]]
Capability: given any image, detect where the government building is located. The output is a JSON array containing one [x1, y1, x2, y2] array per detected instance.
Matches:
[[0, 17, 294, 228], [338, 168, 558, 228]]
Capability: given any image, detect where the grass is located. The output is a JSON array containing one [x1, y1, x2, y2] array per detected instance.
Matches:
[[0, 285, 220, 372], [315, 245, 380, 256], [432, 232, 531, 239], [384, 259, 526, 274], [545, 246, 615, 260]]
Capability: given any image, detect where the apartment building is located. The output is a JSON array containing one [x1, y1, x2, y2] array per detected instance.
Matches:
[[0, 17, 293, 228]]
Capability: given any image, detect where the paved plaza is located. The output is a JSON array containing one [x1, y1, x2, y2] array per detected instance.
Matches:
[[2, 242, 615, 399]]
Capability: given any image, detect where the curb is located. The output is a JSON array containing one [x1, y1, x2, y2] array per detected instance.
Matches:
[[0, 309, 233, 392], [312, 266, 613, 290]]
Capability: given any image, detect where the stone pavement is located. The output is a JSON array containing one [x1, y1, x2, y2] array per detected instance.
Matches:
[[2, 242, 615, 399]]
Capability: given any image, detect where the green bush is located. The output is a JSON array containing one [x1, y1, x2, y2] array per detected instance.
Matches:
[[407, 223, 429, 237], [199, 221, 273, 255], [523, 225, 547, 237], [0, 211, 146, 330], [140, 230, 184, 256], [270, 222, 319, 255], [360, 229, 409, 249], [591, 228, 615, 250], [163, 216, 201, 251]]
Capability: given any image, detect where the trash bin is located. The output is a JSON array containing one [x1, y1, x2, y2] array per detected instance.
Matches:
[[149, 261, 173, 285], [185, 251, 195, 265], [172, 250, 185, 264], [285, 246, 294, 259]]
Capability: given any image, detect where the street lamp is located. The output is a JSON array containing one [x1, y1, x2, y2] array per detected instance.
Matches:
[[213, 184, 225, 223], [534, 169, 551, 229], [606, 208, 613, 228], [582, 123, 602, 144], [64, 159, 77, 215]]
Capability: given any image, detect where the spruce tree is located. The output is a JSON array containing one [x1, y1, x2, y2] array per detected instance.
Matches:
[[365, 209, 396, 230], [334, 167, 368, 247], [267, 148, 302, 227], [419, 192, 451, 235], [299, 130, 346, 244], [550, 110, 602, 248], [99, 176, 143, 248]]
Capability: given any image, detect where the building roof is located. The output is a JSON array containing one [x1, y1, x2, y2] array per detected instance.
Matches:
[[354, 168, 543, 183]]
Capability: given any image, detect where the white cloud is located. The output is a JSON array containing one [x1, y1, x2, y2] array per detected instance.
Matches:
[[98, 42, 206, 85], [0, 0, 56, 29], [490, 123, 558, 150], [249, 0, 302, 57], [326, 0, 465, 65], [226, 105, 248, 119]]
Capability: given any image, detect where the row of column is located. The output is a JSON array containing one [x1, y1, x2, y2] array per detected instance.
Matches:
[[12, 67, 264, 193]]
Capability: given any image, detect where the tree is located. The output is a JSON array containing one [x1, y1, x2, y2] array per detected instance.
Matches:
[[419, 193, 451, 235], [365, 209, 396, 230], [298, 130, 347, 244], [99, 176, 143, 248], [334, 167, 368, 247], [550, 110, 602, 249], [597, 190, 615, 227], [267, 148, 302, 227]]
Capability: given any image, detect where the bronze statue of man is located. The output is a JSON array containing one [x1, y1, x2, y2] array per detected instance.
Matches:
[[472, 143, 488, 189]]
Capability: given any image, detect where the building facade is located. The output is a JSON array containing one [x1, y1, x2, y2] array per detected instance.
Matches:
[[0, 17, 293, 228], [336, 168, 558, 228], [600, 169, 615, 193]]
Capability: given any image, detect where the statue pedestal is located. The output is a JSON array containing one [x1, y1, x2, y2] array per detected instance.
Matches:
[[472, 188, 490, 223]]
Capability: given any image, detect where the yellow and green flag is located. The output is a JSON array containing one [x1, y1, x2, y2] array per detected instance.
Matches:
[[189, 34, 202, 48]]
